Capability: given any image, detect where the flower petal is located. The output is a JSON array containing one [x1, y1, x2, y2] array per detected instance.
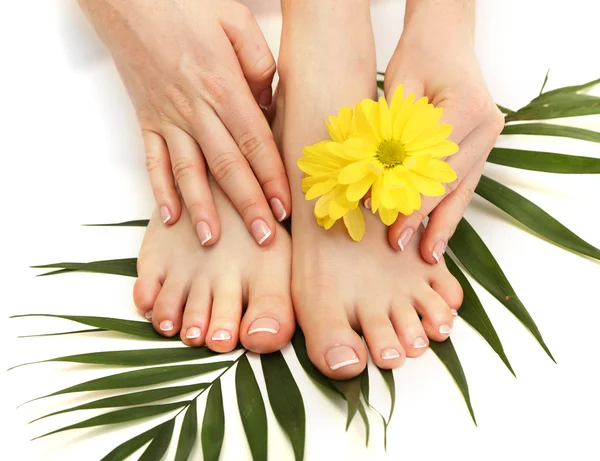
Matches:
[[391, 187, 416, 215], [407, 171, 446, 196], [346, 175, 375, 202], [341, 137, 377, 160], [405, 124, 453, 152], [371, 176, 383, 212], [326, 105, 353, 142], [338, 160, 372, 184], [353, 99, 381, 143], [412, 158, 458, 182], [378, 207, 399, 226], [401, 101, 440, 145], [389, 84, 405, 125], [408, 140, 459, 158], [343, 207, 365, 242], [306, 179, 338, 200], [314, 190, 336, 217], [378, 97, 392, 140], [392, 93, 416, 138]]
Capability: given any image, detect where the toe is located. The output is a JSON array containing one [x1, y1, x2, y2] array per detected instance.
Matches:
[[431, 270, 464, 314], [180, 277, 212, 347], [133, 262, 164, 318], [152, 273, 189, 337], [413, 285, 454, 342], [357, 304, 405, 369], [205, 276, 242, 353], [390, 303, 429, 358]]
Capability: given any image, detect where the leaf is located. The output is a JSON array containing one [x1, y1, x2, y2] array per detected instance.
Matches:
[[538, 69, 550, 95], [357, 401, 370, 447], [360, 368, 388, 450], [139, 418, 175, 461], [331, 376, 362, 430], [360, 367, 369, 403], [30, 383, 208, 424], [445, 256, 515, 376], [84, 220, 149, 227], [101, 423, 162, 461], [201, 379, 225, 461], [11, 314, 173, 341], [476, 175, 600, 260], [17, 328, 105, 338], [175, 399, 198, 461], [506, 90, 600, 122], [496, 104, 514, 114], [11, 346, 219, 370], [31, 258, 138, 277], [236, 354, 268, 461], [261, 351, 305, 461], [379, 369, 396, 426], [501, 122, 600, 143], [429, 339, 476, 425], [377, 80, 384, 90], [38, 268, 78, 277], [449, 218, 555, 362], [531, 76, 600, 103], [487, 147, 600, 173], [34, 402, 188, 440]]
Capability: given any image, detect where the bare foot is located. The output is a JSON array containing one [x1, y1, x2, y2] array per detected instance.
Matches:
[[276, 0, 463, 379], [133, 177, 294, 353]]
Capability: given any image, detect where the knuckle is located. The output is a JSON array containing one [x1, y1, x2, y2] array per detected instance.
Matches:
[[236, 195, 260, 220], [145, 150, 164, 174], [464, 88, 492, 123], [200, 72, 232, 109], [251, 52, 276, 83], [171, 158, 196, 183], [209, 150, 241, 182], [237, 131, 267, 164], [455, 182, 476, 207], [164, 83, 195, 120], [411, 207, 429, 223]]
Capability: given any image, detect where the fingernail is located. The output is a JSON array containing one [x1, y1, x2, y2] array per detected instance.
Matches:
[[451, 309, 458, 316], [433, 241, 446, 263], [160, 206, 171, 224], [159, 320, 173, 332], [413, 337, 428, 349], [211, 329, 231, 341], [251, 219, 272, 245], [248, 317, 280, 335], [196, 221, 212, 246], [325, 345, 359, 371], [186, 327, 201, 339], [144, 310, 153, 320], [364, 197, 371, 210], [439, 324, 452, 335], [381, 348, 401, 360], [397, 228, 414, 252], [259, 88, 273, 109], [269, 198, 287, 222]]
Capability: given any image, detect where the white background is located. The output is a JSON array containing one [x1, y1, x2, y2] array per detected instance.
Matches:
[[1, 1, 600, 460]]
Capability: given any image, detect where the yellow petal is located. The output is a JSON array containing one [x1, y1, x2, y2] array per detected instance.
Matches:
[[338, 160, 372, 184], [371, 176, 383, 212], [341, 137, 378, 160], [346, 175, 375, 202], [343, 207, 365, 242], [407, 171, 446, 196], [401, 100, 439, 145], [392, 93, 416, 138], [353, 99, 381, 143], [326, 105, 353, 142], [306, 179, 338, 200], [408, 140, 459, 158], [323, 215, 337, 230], [412, 158, 458, 182], [405, 124, 453, 152], [389, 84, 405, 124], [380, 172, 397, 209], [378, 206, 399, 226], [399, 179, 422, 211], [391, 187, 416, 215], [329, 186, 352, 220], [378, 97, 392, 140], [314, 190, 336, 217]]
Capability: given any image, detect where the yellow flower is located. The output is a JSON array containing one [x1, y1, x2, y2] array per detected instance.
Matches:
[[298, 85, 458, 241]]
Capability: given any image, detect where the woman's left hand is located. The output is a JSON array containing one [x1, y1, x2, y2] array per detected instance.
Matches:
[[383, 0, 504, 263]]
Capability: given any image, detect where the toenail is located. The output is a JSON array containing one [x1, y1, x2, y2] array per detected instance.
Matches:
[[432, 241, 446, 263], [451, 309, 458, 316], [160, 206, 171, 224], [413, 337, 428, 349], [159, 320, 173, 332], [269, 198, 287, 222], [381, 348, 401, 360], [364, 197, 371, 210], [211, 329, 231, 341], [186, 327, 201, 339], [196, 221, 212, 246], [251, 219, 272, 245], [144, 310, 153, 320], [398, 228, 414, 251], [439, 324, 452, 335], [248, 317, 280, 335], [325, 345, 359, 371]]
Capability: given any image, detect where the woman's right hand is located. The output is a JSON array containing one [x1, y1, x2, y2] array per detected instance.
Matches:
[[78, 0, 290, 246]]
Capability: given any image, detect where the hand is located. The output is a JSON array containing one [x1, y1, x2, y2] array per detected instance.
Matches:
[[383, 0, 504, 262], [78, 0, 290, 246]]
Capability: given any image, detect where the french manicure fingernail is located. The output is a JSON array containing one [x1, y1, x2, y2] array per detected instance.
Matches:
[[364, 197, 371, 210], [211, 329, 231, 341], [251, 219, 272, 245], [269, 198, 287, 222], [186, 327, 201, 339], [439, 324, 452, 335], [325, 345, 359, 371], [381, 348, 401, 360], [160, 206, 171, 224], [159, 320, 173, 332], [433, 241, 446, 263], [451, 309, 458, 316], [259, 88, 273, 109], [413, 337, 428, 349], [144, 310, 153, 320], [248, 317, 280, 335], [398, 228, 414, 252], [196, 221, 212, 246]]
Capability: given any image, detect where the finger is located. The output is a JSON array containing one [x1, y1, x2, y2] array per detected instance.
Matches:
[[220, 3, 276, 109], [165, 127, 221, 246], [192, 107, 277, 246], [142, 129, 181, 225]]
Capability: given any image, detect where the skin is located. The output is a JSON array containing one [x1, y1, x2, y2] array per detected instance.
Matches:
[[77, 0, 291, 247]]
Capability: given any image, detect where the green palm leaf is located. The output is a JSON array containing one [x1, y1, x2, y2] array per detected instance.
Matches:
[[201, 379, 225, 461], [100, 423, 162, 461], [379, 369, 396, 425], [487, 147, 600, 173], [501, 123, 600, 142], [175, 400, 198, 461], [331, 375, 362, 430], [357, 401, 370, 447], [17, 328, 105, 338], [139, 418, 175, 461], [84, 220, 149, 227], [31, 258, 138, 277]]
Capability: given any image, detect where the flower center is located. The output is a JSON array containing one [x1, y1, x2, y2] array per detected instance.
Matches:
[[376, 139, 406, 168]]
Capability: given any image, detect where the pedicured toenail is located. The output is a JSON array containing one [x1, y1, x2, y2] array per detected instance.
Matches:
[[325, 345, 359, 371], [269, 198, 287, 222], [186, 327, 201, 339], [413, 337, 428, 349], [381, 348, 401, 360], [432, 241, 446, 263], [144, 310, 153, 320], [196, 221, 212, 246], [248, 317, 280, 335], [211, 329, 231, 341], [439, 324, 452, 335], [160, 320, 173, 332], [451, 309, 458, 316], [251, 219, 272, 245], [398, 228, 414, 251], [160, 206, 171, 224]]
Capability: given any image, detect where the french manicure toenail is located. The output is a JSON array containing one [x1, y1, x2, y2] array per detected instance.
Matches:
[[160, 320, 173, 332], [364, 197, 371, 210], [381, 348, 401, 360], [325, 345, 359, 371], [248, 317, 280, 335], [144, 310, 153, 320], [211, 329, 231, 341], [451, 309, 458, 316], [196, 221, 212, 246], [251, 219, 272, 245], [186, 327, 201, 339], [398, 228, 414, 252], [160, 206, 171, 224], [413, 337, 428, 349], [432, 241, 446, 263], [269, 198, 287, 222], [439, 324, 452, 335]]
